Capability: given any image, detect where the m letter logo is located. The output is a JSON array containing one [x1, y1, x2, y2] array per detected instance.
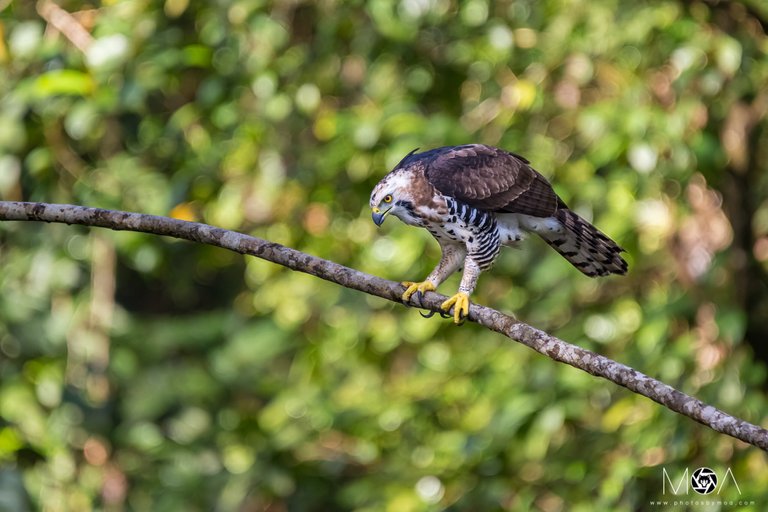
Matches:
[[662, 468, 689, 495]]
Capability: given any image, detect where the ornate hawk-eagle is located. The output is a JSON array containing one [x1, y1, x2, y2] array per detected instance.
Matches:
[[369, 144, 628, 323]]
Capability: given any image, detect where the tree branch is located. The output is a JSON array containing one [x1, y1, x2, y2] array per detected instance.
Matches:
[[1, 201, 766, 451]]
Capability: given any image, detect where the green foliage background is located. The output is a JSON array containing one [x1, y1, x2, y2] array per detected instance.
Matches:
[[1, 0, 768, 510]]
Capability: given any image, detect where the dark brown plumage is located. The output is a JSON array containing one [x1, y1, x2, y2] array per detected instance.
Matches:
[[423, 144, 560, 216], [387, 144, 628, 277]]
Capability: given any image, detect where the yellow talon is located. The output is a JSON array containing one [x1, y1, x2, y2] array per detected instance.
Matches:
[[401, 281, 436, 302], [440, 292, 470, 324]]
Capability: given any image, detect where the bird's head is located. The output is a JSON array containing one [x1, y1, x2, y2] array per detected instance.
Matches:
[[369, 169, 419, 227]]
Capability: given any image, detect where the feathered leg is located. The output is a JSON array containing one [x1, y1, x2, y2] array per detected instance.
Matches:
[[402, 242, 465, 306], [439, 228, 502, 323], [439, 257, 482, 324]]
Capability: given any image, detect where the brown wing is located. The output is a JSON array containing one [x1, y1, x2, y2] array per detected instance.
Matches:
[[423, 144, 560, 217]]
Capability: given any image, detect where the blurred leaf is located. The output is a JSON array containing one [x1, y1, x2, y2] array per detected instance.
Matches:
[[32, 70, 95, 97]]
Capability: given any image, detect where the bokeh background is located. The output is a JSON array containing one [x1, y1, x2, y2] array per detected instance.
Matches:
[[2, 0, 768, 510]]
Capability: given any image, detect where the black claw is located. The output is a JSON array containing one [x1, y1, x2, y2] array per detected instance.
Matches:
[[419, 309, 452, 319]]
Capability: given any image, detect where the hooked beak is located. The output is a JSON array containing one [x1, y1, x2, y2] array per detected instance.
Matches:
[[371, 207, 389, 226]]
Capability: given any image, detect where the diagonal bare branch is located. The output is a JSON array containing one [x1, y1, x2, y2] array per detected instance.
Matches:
[[1, 200, 766, 451], [37, 0, 95, 53]]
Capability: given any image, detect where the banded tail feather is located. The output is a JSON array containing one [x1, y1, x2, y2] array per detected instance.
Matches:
[[538, 209, 627, 277]]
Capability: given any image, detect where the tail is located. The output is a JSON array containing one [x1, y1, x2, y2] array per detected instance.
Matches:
[[537, 208, 628, 277]]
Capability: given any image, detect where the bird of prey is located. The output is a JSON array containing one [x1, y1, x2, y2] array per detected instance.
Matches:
[[369, 144, 628, 323]]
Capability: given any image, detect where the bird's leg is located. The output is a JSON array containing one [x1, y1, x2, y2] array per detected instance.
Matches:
[[402, 243, 465, 307], [440, 257, 481, 324]]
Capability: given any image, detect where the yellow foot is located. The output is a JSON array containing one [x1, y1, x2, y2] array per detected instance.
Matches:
[[440, 292, 470, 324], [401, 281, 436, 303]]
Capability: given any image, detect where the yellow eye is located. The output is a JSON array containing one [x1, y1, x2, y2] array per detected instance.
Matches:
[[383, 195, 393, 203]]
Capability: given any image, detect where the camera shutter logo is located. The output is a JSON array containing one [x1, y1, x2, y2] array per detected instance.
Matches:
[[691, 467, 718, 495]]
